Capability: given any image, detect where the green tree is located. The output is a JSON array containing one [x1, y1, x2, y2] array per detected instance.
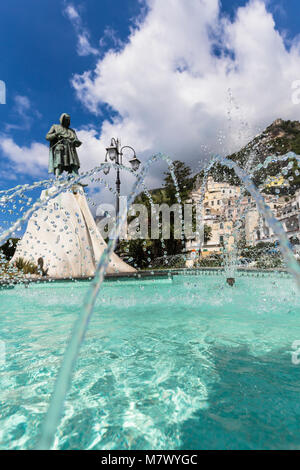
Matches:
[[163, 160, 195, 204], [0, 238, 20, 261], [119, 160, 196, 268]]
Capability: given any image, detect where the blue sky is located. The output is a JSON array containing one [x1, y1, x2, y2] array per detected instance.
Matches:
[[0, 0, 145, 188], [1, 0, 300, 196]]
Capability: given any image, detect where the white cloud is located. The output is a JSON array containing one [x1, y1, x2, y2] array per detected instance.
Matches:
[[77, 33, 99, 57], [64, 3, 98, 56], [4, 0, 300, 198], [14, 95, 30, 113], [5, 95, 35, 132], [76, 127, 106, 174], [99, 26, 125, 51], [65, 4, 80, 21], [0, 137, 48, 177], [71, 0, 300, 185]]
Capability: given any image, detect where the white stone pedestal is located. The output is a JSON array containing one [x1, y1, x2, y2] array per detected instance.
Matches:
[[11, 184, 136, 278]]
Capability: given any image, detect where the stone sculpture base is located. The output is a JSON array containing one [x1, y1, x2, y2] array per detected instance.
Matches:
[[11, 184, 136, 279]]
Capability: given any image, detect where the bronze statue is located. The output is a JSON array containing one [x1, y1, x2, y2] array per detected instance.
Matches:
[[46, 113, 82, 177]]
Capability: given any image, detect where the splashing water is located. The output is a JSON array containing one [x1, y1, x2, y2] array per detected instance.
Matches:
[[0, 151, 299, 449]]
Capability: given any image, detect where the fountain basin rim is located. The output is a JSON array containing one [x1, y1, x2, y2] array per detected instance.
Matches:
[[0, 267, 293, 289]]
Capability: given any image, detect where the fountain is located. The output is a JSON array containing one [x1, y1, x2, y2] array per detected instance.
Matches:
[[0, 148, 300, 450]]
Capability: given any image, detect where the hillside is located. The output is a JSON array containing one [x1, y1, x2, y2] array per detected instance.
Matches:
[[208, 119, 300, 192], [230, 118, 300, 166], [133, 119, 300, 202]]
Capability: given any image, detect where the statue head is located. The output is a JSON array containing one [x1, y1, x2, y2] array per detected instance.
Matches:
[[60, 113, 71, 128]]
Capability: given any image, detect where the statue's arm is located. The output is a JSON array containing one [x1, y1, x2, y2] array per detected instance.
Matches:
[[73, 131, 82, 147], [46, 125, 59, 142]]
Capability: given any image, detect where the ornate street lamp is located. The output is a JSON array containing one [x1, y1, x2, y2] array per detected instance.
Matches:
[[104, 138, 141, 218]]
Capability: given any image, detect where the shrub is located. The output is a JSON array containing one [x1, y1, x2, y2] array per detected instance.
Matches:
[[14, 258, 39, 275]]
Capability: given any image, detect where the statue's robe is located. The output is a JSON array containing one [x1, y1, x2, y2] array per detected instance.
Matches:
[[46, 113, 81, 174]]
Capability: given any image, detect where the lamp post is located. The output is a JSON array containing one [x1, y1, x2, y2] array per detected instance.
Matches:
[[103, 138, 141, 219]]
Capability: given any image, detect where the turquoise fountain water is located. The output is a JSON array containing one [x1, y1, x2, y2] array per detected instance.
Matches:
[[0, 152, 300, 450], [38, 153, 300, 449], [1, 273, 299, 450]]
